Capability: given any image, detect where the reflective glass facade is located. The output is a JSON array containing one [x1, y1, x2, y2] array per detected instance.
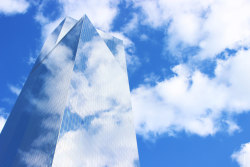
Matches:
[[0, 15, 140, 167]]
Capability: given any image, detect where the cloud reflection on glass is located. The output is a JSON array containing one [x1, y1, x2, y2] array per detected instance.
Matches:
[[0, 15, 139, 167]]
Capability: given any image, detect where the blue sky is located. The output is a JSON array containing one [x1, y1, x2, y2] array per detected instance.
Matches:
[[1, 0, 250, 166]]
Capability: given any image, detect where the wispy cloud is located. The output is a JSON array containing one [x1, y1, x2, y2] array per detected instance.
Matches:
[[0, 0, 30, 15], [27, 55, 36, 65], [122, 13, 139, 34], [8, 84, 21, 96], [139, 34, 148, 41]]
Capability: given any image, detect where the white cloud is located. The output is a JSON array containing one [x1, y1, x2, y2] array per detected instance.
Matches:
[[132, 49, 250, 137], [8, 84, 21, 96], [36, 0, 121, 39], [132, 0, 250, 59], [0, 108, 6, 133], [111, 31, 131, 50], [59, 0, 119, 31], [0, 0, 29, 15], [232, 142, 250, 167], [35, 14, 64, 42], [225, 120, 240, 135], [0, 116, 6, 133]]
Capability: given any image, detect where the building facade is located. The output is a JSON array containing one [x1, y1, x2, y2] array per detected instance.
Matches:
[[0, 15, 140, 167]]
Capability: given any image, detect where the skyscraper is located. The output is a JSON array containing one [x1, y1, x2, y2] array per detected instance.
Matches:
[[0, 15, 140, 167]]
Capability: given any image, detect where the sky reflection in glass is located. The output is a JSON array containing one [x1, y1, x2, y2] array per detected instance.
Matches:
[[0, 15, 139, 167]]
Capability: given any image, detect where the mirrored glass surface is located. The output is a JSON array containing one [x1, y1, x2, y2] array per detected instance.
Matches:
[[0, 18, 83, 167], [0, 15, 139, 167], [52, 16, 139, 167]]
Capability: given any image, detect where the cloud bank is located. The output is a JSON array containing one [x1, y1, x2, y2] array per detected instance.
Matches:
[[131, 0, 250, 60], [132, 49, 250, 137]]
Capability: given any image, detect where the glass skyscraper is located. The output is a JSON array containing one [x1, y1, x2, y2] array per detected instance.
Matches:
[[0, 15, 140, 167]]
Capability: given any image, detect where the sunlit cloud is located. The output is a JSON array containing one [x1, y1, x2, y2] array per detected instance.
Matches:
[[0, 0, 30, 15], [35, 0, 121, 39], [0, 108, 6, 133], [0, 117, 6, 133], [131, 0, 250, 60], [132, 49, 250, 138], [35, 0, 140, 72], [232, 142, 250, 167]]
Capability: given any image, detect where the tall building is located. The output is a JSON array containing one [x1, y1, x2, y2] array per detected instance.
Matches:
[[0, 15, 140, 167]]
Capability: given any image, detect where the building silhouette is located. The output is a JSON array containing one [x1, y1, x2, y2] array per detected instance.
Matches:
[[0, 15, 140, 167]]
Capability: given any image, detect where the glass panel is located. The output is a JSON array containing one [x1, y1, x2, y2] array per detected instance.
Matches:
[[52, 15, 139, 167], [0, 15, 139, 167], [0, 18, 83, 167]]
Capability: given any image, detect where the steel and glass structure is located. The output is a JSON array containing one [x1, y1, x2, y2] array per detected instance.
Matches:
[[0, 15, 140, 167]]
